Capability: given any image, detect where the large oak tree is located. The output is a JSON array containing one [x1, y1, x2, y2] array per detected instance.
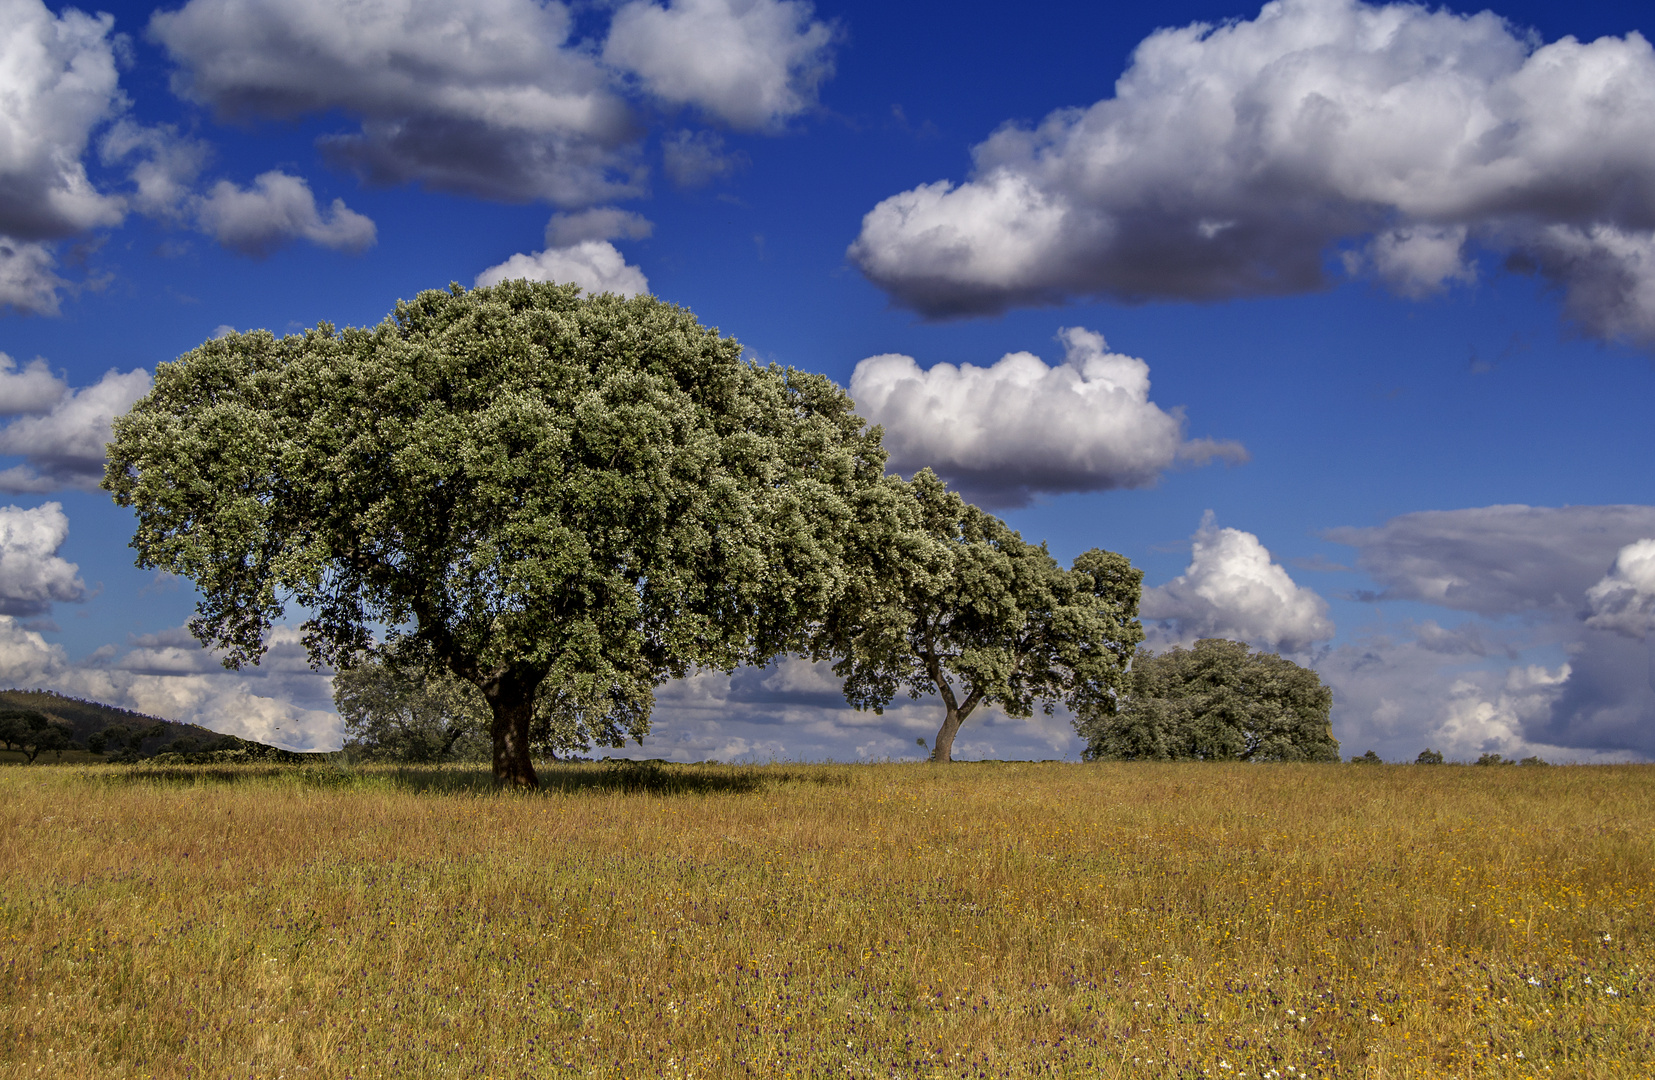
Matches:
[[105, 282, 885, 787]]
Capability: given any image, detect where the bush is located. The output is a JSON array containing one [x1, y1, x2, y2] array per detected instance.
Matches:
[[1350, 750, 1383, 764], [1415, 749, 1445, 764]]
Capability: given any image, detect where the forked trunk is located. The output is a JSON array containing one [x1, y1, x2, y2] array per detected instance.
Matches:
[[930, 703, 966, 763], [483, 670, 539, 789], [928, 673, 982, 764]]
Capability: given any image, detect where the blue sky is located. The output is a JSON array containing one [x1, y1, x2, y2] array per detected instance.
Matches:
[[3, 0, 1654, 762]]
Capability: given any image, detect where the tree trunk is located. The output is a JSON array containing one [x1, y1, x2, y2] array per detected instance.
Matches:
[[931, 702, 966, 763], [928, 672, 982, 764], [483, 669, 540, 789]]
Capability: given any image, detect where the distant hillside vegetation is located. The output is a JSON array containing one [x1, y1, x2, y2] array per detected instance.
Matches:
[[0, 689, 318, 763]]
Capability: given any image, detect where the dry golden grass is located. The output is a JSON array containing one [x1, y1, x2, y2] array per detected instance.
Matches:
[[1, 760, 1650, 1079]]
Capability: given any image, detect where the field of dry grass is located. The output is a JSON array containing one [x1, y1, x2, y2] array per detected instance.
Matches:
[[2, 760, 1650, 1078]]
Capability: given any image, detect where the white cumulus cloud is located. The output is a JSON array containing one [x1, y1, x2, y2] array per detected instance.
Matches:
[[0, 353, 68, 415], [1316, 631, 1606, 763], [604, 0, 836, 129], [1432, 664, 1573, 759], [98, 120, 212, 221], [849, 326, 1244, 507], [0, 0, 126, 241], [477, 207, 652, 296], [1142, 512, 1334, 653], [475, 243, 650, 296], [0, 614, 66, 685], [0, 0, 384, 312], [193, 171, 377, 257], [0, 238, 66, 316], [0, 616, 342, 751], [151, 0, 642, 206], [150, 0, 840, 204], [0, 502, 84, 616], [0, 0, 127, 314], [1585, 539, 1655, 639], [849, 0, 1655, 345], [1320, 504, 1655, 760], [0, 367, 151, 492]]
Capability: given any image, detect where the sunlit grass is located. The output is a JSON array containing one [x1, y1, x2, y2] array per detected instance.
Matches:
[[2, 760, 1650, 1078]]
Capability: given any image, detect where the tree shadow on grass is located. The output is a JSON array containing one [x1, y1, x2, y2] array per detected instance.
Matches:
[[94, 758, 849, 796]]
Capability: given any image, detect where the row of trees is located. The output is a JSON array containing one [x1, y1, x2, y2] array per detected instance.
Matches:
[[1351, 749, 1551, 765], [105, 282, 1333, 783]]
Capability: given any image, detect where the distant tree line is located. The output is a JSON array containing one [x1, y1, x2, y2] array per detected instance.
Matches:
[[1349, 748, 1551, 765]]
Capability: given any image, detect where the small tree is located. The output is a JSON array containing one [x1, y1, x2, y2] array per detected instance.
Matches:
[[335, 642, 613, 762], [86, 726, 122, 756], [1077, 638, 1340, 762], [335, 653, 492, 763], [1415, 748, 1445, 764], [107, 282, 885, 787], [0, 710, 39, 754], [0, 710, 74, 763], [1351, 750, 1383, 764], [821, 470, 1143, 762], [25, 724, 72, 763]]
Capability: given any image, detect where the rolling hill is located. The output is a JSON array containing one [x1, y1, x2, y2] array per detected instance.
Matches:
[[0, 689, 318, 763]]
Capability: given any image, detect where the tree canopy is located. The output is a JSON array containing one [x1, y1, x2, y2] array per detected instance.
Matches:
[[0, 710, 73, 763], [820, 469, 1143, 762], [1076, 638, 1339, 763], [106, 281, 886, 787]]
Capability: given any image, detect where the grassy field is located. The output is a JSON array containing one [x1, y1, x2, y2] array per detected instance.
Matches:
[[2, 761, 1650, 1079]]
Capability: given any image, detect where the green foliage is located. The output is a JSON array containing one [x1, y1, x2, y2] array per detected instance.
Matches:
[[86, 722, 173, 762], [1519, 755, 1550, 766], [334, 643, 609, 762], [819, 469, 1143, 762], [1416, 748, 1445, 764], [334, 654, 491, 763], [0, 709, 44, 752], [1077, 638, 1340, 763], [161, 733, 246, 756], [1476, 752, 1517, 766], [106, 281, 886, 787], [143, 737, 316, 765], [1351, 750, 1383, 764], [0, 709, 75, 763]]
